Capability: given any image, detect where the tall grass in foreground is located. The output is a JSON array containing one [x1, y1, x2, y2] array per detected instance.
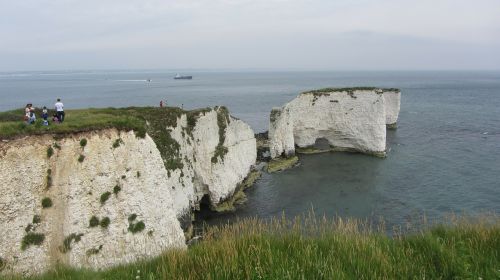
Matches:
[[4, 213, 500, 280]]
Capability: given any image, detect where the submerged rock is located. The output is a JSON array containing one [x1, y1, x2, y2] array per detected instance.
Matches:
[[266, 156, 299, 173]]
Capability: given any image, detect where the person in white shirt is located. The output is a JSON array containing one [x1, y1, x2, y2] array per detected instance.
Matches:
[[54, 98, 65, 123]]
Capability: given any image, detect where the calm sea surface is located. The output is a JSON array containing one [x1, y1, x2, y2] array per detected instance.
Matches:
[[1, 70, 499, 228]]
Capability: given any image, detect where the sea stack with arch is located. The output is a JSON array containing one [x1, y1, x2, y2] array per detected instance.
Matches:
[[268, 87, 401, 159]]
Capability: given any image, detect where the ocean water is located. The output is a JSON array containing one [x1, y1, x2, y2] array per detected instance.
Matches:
[[1, 70, 499, 228]]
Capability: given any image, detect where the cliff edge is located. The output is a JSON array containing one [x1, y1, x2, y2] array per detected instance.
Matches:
[[0, 106, 256, 275]]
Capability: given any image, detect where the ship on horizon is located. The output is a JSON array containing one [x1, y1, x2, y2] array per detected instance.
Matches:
[[174, 74, 192, 80]]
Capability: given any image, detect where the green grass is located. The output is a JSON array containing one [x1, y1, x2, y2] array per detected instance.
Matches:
[[6, 213, 500, 279], [0, 106, 214, 171]]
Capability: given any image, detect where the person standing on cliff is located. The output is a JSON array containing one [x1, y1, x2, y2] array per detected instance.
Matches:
[[54, 98, 65, 123]]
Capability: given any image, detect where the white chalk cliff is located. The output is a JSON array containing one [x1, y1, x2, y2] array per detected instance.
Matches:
[[0, 108, 256, 275], [269, 88, 401, 158]]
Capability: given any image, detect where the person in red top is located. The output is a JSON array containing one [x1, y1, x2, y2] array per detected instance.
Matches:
[[160, 100, 163, 107]]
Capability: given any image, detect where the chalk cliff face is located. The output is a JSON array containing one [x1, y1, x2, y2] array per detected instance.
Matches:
[[269, 88, 401, 158], [383, 90, 401, 128], [0, 108, 256, 275]]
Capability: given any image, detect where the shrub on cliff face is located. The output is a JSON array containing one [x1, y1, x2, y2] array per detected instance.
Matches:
[[112, 138, 123, 148], [61, 233, 84, 253], [78, 154, 85, 163], [127, 214, 145, 233], [100, 217, 111, 228], [80, 138, 87, 147], [100, 192, 111, 204], [113, 185, 121, 195], [46, 169, 52, 189], [128, 221, 145, 234], [32, 215, 41, 224], [86, 245, 103, 256], [0, 257, 5, 272], [89, 216, 99, 228], [41, 197, 53, 208], [47, 146, 54, 158], [21, 232, 45, 250]]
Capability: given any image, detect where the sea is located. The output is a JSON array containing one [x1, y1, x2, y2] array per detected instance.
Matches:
[[1, 70, 499, 229]]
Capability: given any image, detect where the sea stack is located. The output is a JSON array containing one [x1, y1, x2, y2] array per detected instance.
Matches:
[[269, 87, 401, 159]]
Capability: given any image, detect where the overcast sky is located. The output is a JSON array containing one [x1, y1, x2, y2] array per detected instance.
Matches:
[[1, 0, 499, 71]]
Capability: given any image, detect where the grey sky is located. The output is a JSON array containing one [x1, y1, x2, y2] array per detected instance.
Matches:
[[1, 0, 499, 71]]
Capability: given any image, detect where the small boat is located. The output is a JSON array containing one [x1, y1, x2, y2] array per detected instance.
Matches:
[[174, 74, 192, 80]]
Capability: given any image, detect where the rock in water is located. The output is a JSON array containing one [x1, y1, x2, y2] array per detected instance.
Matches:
[[269, 88, 401, 158]]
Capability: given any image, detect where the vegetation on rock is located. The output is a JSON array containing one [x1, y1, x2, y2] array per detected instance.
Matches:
[[100, 192, 111, 204], [113, 185, 121, 195], [127, 215, 145, 234], [77, 155, 85, 163], [32, 215, 41, 224], [100, 217, 110, 228], [79, 138, 87, 147], [46, 147, 54, 158], [46, 169, 52, 189], [211, 106, 230, 164], [21, 232, 45, 250], [112, 138, 123, 148], [266, 156, 299, 173], [41, 197, 53, 208], [61, 233, 84, 253], [89, 216, 99, 228]]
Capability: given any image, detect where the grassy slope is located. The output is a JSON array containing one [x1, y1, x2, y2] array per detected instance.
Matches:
[[0, 107, 199, 139], [0, 107, 213, 171], [3, 215, 499, 280]]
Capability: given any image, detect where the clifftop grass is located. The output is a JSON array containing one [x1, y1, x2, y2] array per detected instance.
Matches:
[[302, 87, 400, 95], [0, 106, 212, 171], [6, 214, 500, 280]]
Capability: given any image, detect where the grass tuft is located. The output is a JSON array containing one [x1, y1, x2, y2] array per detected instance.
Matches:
[[41, 197, 53, 208], [46, 169, 53, 189], [89, 216, 99, 228], [113, 185, 121, 195], [46, 147, 54, 158], [61, 233, 84, 253], [32, 215, 41, 224], [100, 217, 110, 228], [21, 232, 45, 250], [112, 138, 123, 148], [100, 192, 111, 204], [77, 155, 85, 163], [79, 138, 87, 147]]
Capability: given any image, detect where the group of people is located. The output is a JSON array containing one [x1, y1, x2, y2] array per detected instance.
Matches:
[[24, 98, 65, 125]]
